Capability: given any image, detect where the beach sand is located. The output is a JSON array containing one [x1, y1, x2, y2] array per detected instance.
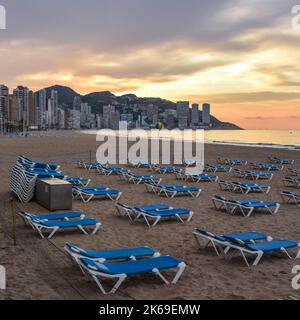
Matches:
[[0, 131, 299, 300]]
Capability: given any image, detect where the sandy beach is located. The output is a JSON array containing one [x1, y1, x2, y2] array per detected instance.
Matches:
[[0, 131, 300, 300]]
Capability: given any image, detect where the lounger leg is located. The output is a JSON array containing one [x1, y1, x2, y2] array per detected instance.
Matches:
[[111, 276, 127, 294], [152, 216, 161, 227], [252, 252, 264, 266], [92, 275, 108, 294], [78, 225, 89, 235], [152, 268, 170, 284], [295, 248, 300, 259], [246, 208, 254, 217], [48, 227, 59, 239], [175, 214, 185, 224], [172, 262, 186, 284], [92, 222, 102, 234], [281, 247, 293, 260], [186, 211, 194, 222], [274, 204, 280, 214]]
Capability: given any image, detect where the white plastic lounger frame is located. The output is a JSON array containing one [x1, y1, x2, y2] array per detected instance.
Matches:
[[74, 189, 122, 202], [31, 220, 102, 239], [193, 229, 232, 256], [79, 259, 186, 294], [133, 209, 194, 227], [223, 241, 300, 267], [227, 202, 280, 217]]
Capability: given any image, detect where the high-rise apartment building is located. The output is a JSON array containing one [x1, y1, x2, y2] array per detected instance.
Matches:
[[176, 101, 190, 129], [202, 103, 211, 125], [36, 89, 47, 129], [13, 86, 30, 129], [73, 96, 82, 111], [191, 103, 199, 126]]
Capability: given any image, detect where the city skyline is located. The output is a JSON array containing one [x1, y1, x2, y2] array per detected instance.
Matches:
[[1, 1, 300, 129], [0, 83, 217, 132]]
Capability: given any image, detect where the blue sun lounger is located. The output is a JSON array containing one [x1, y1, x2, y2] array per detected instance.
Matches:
[[193, 228, 269, 256], [245, 171, 273, 180], [185, 173, 218, 183], [212, 195, 280, 216], [250, 163, 284, 171], [224, 238, 300, 266], [153, 166, 178, 174], [145, 183, 185, 194], [65, 176, 91, 187], [231, 181, 271, 194], [145, 183, 201, 198], [283, 176, 300, 188], [194, 228, 300, 266], [133, 207, 194, 227], [73, 186, 122, 202], [115, 203, 171, 220], [122, 173, 162, 184], [268, 156, 294, 165], [78, 255, 186, 294], [204, 164, 232, 173], [31, 218, 101, 239], [64, 243, 160, 265], [287, 168, 300, 177], [281, 191, 300, 205], [17, 210, 85, 225], [98, 165, 130, 176]]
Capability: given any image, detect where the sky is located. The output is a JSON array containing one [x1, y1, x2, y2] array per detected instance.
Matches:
[[0, 0, 300, 129]]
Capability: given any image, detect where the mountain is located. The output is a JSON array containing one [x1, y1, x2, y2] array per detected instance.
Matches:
[[44, 85, 79, 106], [41, 85, 242, 129]]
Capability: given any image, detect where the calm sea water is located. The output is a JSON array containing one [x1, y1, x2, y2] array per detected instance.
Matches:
[[81, 129, 300, 149], [205, 130, 300, 148]]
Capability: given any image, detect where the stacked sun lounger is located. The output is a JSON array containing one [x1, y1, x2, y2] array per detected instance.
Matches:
[[283, 176, 300, 188], [218, 180, 271, 194], [10, 156, 62, 203], [249, 162, 284, 171], [18, 155, 60, 171], [193, 228, 300, 266], [17, 210, 101, 239], [145, 183, 202, 198], [281, 191, 300, 205], [211, 194, 280, 217], [64, 242, 186, 294], [268, 156, 294, 164], [121, 172, 162, 184], [73, 186, 122, 202], [115, 202, 194, 226]]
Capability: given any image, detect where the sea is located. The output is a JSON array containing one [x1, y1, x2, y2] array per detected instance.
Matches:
[[81, 129, 300, 150]]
